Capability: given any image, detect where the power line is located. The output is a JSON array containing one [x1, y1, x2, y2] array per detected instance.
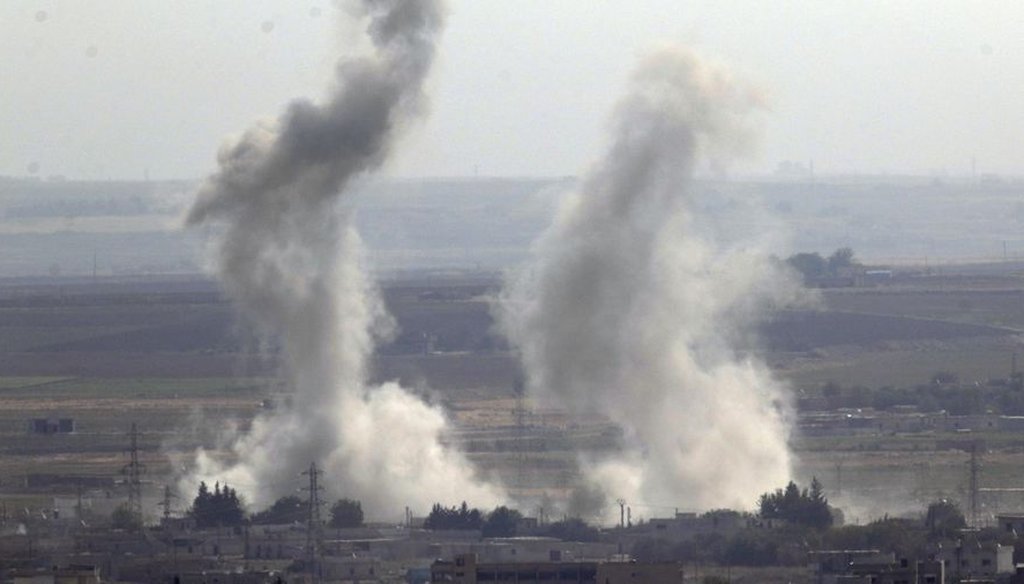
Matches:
[[969, 442, 981, 527], [121, 422, 146, 519], [301, 462, 324, 583], [158, 484, 179, 520]]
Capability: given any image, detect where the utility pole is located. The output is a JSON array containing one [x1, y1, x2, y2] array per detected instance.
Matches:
[[302, 462, 324, 583], [122, 422, 145, 519], [158, 485, 178, 521]]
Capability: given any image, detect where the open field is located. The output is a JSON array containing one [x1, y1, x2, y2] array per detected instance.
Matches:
[[776, 335, 1024, 389], [763, 309, 1013, 351], [825, 286, 1024, 330], [3, 271, 1024, 522], [771, 283, 1024, 389]]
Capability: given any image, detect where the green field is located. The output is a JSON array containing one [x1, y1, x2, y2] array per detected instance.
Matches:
[[0, 376, 71, 389]]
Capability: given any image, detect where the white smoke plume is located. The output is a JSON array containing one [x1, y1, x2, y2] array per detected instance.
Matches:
[[183, 0, 502, 517], [499, 47, 799, 518]]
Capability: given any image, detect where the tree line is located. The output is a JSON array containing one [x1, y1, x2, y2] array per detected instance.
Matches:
[[757, 478, 832, 530], [186, 482, 364, 529], [632, 485, 983, 568], [133, 477, 991, 572], [786, 247, 858, 281], [423, 501, 599, 541], [814, 376, 1024, 416]]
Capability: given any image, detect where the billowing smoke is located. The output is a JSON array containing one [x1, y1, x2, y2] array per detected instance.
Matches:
[[499, 47, 799, 518], [184, 0, 502, 516]]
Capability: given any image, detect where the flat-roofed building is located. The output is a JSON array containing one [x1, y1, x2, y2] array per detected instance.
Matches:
[[431, 553, 681, 583]]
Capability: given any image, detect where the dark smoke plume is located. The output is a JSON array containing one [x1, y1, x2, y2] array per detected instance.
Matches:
[[183, 0, 502, 516]]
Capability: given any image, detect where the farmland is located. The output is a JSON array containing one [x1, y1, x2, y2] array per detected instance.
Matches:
[[2, 269, 1024, 523]]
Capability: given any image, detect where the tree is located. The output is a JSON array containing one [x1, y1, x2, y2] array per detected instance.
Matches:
[[424, 502, 484, 531], [805, 477, 834, 529], [786, 252, 827, 281], [329, 498, 364, 528], [827, 247, 856, 275], [823, 517, 927, 558], [782, 481, 801, 513], [543, 518, 600, 542], [190, 481, 245, 528], [925, 500, 966, 538], [111, 503, 142, 531], [758, 478, 832, 529], [251, 495, 305, 525], [482, 506, 522, 538], [722, 531, 779, 566]]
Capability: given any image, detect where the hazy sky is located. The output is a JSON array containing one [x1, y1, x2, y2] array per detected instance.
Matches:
[[1, 1, 1021, 180]]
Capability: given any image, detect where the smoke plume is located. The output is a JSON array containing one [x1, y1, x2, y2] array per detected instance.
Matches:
[[184, 0, 502, 516], [499, 47, 798, 517]]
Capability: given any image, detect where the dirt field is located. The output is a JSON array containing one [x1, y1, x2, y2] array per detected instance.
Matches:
[[825, 286, 1024, 330]]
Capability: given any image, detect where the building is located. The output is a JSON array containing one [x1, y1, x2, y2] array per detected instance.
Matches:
[[996, 514, 1024, 535], [431, 553, 682, 584], [10, 565, 101, 584], [28, 418, 75, 434], [810, 550, 946, 584], [636, 510, 748, 539], [935, 540, 1013, 582]]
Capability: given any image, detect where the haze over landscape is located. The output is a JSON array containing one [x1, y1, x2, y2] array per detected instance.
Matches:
[[4, 2, 1024, 583], [3, 1, 1024, 181]]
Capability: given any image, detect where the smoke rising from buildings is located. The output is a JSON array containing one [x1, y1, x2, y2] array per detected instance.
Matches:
[[499, 46, 799, 517], [183, 0, 502, 515]]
